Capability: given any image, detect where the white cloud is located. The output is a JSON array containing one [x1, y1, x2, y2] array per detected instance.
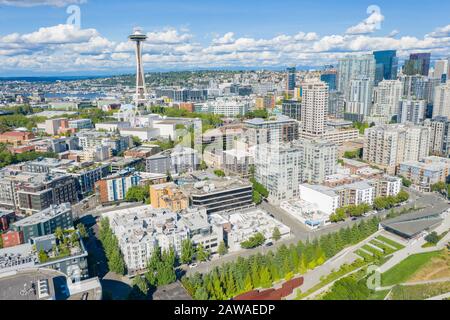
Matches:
[[0, 0, 85, 7], [427, 24, 450, 38], [346, 11, 385, 35], [1, 19, 450, 73]]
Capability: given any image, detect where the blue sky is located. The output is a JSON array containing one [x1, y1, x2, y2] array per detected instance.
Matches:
[[0, 0, 449, 75]]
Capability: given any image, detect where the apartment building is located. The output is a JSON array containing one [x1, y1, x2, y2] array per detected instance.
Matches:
[[149, 182, 189, 212]]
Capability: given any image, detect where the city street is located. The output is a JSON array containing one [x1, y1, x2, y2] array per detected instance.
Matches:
[[187, 190, 450, 276]]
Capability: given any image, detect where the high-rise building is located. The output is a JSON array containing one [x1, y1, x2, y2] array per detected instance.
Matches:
[[403, 52, 431, 76], [244, 115, 299, 145], [301, 80, 328, 135], [346, 77, 373, 118], [434, 59, 448, 82], [400, 75, 439, 104], [328, 91, 345, 118], [424, 117, 450, 157], [373, 50, 398, 84], [372, 79, 402, 119], [129, 28, 148, 106], [398, 98, 426, 125], [432, 83, 450, 119], [363, 124, 430, 174], [282, 100, 302, 121], [286, 67, 296, 91], [320, 69, 337, 90], [337, 54, 376, 99], [255, 138, 337, 203]]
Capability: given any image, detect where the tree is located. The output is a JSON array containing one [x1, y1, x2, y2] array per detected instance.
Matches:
[[199, 161, 208, 170], [38, 249, 49, 263], [196, 243, 210, 262], [125, 186, 149, 203], [213, 170, 225, 177], [396, 190, 410, 203], [76, 223, 88, 239], [272, 227, 281, 241], [180, 239, 195, 265], [241, 233, 266, 249], [259, 267, 272, 288], [252, 190, 262, 205], [431, 182, 446, 193], [425, 232, 439, 245], [401, 177, 412, 187], [129, 276, 149, 300], [218, 241, 228, 256], [55, 227, 64, 242]]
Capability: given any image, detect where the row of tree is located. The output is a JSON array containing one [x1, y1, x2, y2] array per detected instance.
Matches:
[[182, 216, 381, 300], [98, 218, 126, 275], [0, 143, 58, 169], [330, 191, 410, 223]]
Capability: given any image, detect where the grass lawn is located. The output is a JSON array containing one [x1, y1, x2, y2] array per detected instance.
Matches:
[[370, 239, 396, 254], [421, 231, 449, 248], [376, 235, 405, 250], [381, 251, 442, 286], [390, 281, 450, 300], [368, 290, 390, 300], [361, 244, 384, 256]]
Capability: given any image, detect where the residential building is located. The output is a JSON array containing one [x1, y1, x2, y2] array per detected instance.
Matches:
[[255, 138, 337, 203], [95, 168, 141, 204], [145, 146, 200, 175], [346, 76, 373, 118], [301, 80, 328, 136], [432, 83, 450, 119], [399, 157, 450, 191], [244, 115, 299, 146], [298, 184, 339, 215], [398, 98, 426, 124], [282, 100, 301, 121], [286, 67, 296, 91], [372, 79, 402, 119], [11, 203, 73, 243], [149, 182, 189, 212], [337, 54, 376, 99], [68, 119, 93, 130], [0, 131, 34, 146], [424, 117, 450, 156], [363, 124, 430, 174], [103, 205, 190, 274], [333, 182, 375, 207]]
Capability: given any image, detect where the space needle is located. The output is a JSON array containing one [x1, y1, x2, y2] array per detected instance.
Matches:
[[129, 27, 148, 106]]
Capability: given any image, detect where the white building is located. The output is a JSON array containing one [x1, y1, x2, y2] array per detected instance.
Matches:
[[433, 83, 450, 119], [364, 124, 431, 174], [221, 209, 291, 252], [103, 206, 189, 274], [346, 76, 373, 117], [337, 54, 376, 99], [398, 98, 426, 124], [298, 184, 339, 215], [373, 79, 402, 119], [301, 80, 328, 136]]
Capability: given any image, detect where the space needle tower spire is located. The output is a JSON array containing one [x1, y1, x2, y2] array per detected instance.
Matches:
[[129, 27, 148, 106]]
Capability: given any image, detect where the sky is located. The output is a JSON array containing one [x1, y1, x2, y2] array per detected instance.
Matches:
[[0, 0, 449, 76]]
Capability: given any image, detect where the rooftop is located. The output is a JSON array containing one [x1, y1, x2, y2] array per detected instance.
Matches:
[[13, 203, 72, 228]]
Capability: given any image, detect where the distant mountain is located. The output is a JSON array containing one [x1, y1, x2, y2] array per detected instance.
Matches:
[[0, 76, 105, 82]]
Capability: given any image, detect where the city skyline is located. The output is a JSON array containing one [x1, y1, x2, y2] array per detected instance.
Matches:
[[0, 0, 449, 75]]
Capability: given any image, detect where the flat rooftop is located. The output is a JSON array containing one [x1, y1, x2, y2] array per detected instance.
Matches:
[[152, 281, 193, 300]]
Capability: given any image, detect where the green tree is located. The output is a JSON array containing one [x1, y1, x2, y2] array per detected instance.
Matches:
[[76, 223, 88, 239], [213, 170, 226, 177], [401, 177, 412, 187], [272, 227, 281, 241], [196, 243, 210, 262], [38, 249, 49, 263], [241, 233, 266, 249], [259, 267, 272, 288], [125, 186, 149, 203], [180, 239, 195, 265], [425, 232, 439, 244], [55, 227, 64, 242], [218, 241, 228, 256]]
